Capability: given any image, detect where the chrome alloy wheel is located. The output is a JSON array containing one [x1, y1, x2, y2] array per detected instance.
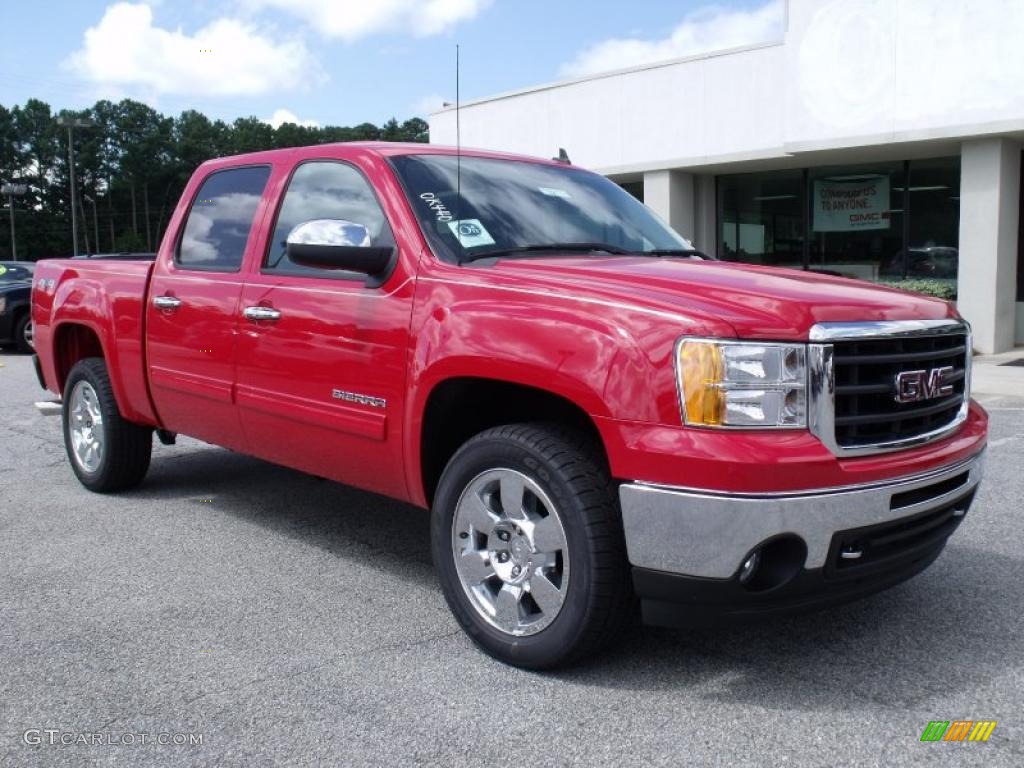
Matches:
[[68, 380, 104, 473], [23, 320, 33, 350], [451, 468, 570, 636]]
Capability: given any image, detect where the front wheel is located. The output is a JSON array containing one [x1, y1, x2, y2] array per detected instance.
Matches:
[[431, 423, 633, 669], [62, 357, 152, 492]]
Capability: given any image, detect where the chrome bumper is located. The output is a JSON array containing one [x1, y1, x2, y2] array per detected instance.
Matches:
[[619, 450, 985, 579]]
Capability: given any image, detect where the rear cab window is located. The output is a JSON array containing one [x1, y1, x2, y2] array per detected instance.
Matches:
[[177, 166, 272, 272]]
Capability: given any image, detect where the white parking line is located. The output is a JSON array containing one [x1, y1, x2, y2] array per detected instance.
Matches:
[[989, 436, 1021, 448]]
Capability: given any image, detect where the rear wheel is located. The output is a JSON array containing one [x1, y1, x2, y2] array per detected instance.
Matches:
[[62, 358, 152, 492], [432, 423, 633, 669]]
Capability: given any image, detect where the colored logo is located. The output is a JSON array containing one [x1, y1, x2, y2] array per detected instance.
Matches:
[[920, 720, 997, 742], [456, 221, 482, 237]]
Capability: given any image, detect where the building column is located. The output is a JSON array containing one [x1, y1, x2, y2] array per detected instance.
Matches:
[[692, 174, 718, 257], [958, 138, 1021, 354], [644, 170, 694, 240], [644, 170, 717, 256]]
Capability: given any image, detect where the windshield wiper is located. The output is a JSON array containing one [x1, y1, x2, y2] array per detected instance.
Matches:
[[460, 242, 630, 264], [644, 248, 713, 260]]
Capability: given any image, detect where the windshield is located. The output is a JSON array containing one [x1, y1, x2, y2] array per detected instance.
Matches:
[[389, 154, 693, 263], [0, 263, 34, 283]]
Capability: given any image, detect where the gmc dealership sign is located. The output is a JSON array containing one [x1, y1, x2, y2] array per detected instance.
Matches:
[[813, 176, 891, 232]]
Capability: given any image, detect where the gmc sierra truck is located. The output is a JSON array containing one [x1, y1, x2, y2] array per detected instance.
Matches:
[[31, 143, 987, 669]]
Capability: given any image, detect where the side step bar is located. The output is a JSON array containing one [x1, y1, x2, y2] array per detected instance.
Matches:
[[35, 400, 62, 416], [34, 400, 175, 446]]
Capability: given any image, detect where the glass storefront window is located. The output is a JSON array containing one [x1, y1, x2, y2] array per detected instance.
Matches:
[[809, 161, 905, 282], [894, 157, 960, 296], [619, 181, 644, 202], [716, 157, 961, 299], [718, 170, 804, 270], [1019, 150, 1024, 303]]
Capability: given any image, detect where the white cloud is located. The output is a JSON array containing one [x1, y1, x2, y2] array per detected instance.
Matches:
[[66, 2, 321, 98], [265, 108, 320, 128], [247, 0, 489, 41], [560, 1, 784, 78], [412, 94, 448, 116]]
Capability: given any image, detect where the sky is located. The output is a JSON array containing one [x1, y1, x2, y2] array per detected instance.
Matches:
[[0, 0, 784, 128]]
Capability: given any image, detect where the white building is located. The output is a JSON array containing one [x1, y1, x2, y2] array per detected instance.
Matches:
[[430, 0, 1024, 353]]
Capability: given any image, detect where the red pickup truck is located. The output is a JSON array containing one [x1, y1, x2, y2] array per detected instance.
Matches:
[[31, 143, 987, 669]]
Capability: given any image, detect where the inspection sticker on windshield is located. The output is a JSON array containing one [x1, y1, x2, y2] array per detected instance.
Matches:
[[448, 219, 495, 248], [538, 187, 571, 199]]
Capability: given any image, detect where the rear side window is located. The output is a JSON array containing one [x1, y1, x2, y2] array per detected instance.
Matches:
[[263, 161, 394, 275], [177, 166, 271, 271]]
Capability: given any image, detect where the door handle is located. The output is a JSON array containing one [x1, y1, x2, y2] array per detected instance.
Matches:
[[153, 295, 182, 310], [243, 306, 282, 323]]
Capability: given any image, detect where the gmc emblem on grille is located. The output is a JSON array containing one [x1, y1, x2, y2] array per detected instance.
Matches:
[[894, 366, 955, 404]]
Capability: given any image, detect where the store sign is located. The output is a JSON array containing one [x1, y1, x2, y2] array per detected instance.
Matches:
[[813, 176, 890, 231]]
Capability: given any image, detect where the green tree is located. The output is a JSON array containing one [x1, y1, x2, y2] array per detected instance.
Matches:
[[230, 117, 275, 154], [0, 97, 428, 260], [399, 118, 429, 142], [174, 110, 229, 172], [274, 121, 316, 149]]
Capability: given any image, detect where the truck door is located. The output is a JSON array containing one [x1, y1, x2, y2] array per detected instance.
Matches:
[[146, 165, 272, 448], [234, 159, 414, 499]]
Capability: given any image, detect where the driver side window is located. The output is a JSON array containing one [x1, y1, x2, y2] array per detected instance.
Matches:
[[264, 161, 395, 276]]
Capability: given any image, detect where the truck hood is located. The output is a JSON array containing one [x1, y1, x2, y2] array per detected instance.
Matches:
[[481, 256, 957, 339]]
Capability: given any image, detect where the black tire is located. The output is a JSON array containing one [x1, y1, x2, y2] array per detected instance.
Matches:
[[13, 313, 32, 353], [62, 357, 152, 492], [431, 422, 634, 669]]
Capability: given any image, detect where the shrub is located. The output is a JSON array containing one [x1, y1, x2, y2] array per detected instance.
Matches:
[[878, 278, 957, 301]]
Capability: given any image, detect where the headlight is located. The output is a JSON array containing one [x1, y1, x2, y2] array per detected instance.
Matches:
[[676, 339, 807, 428]]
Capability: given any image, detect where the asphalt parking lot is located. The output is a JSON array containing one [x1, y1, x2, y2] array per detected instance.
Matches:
[[1, 350, 1023, 767]]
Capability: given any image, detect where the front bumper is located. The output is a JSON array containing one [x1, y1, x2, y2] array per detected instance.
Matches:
[[619, 449, 985, 626]]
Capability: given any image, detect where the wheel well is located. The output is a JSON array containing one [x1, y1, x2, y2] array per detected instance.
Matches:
[[420, 377, 607, 505], [53, 324, 104, 393]]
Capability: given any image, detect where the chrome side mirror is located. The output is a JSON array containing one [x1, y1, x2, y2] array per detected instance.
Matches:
[[285, 219, 395, 286], [286, 219, 371, 249]]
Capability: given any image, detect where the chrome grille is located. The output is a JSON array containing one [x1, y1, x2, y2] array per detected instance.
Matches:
[[809, 320, 971, 456]]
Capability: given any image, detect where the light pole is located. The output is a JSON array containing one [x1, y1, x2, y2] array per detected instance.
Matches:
[[56, 116, 95, 257], [1, 182, 27, 261], [84, 194, 100, 257]]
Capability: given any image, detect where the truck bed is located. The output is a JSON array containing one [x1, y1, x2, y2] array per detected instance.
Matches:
[[32, 257, 159, 426]]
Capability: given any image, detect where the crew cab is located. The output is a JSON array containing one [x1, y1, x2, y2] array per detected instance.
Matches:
[[31, 143, 987, 668]]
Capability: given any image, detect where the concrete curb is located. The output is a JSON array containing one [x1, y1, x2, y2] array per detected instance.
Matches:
[[972, 348, 1024, 399]]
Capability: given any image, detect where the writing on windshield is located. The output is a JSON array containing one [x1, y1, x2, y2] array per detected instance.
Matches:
[[390, 154, 693, 263]]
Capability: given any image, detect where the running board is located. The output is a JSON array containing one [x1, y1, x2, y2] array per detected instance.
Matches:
[[34, 400, 62, 416]]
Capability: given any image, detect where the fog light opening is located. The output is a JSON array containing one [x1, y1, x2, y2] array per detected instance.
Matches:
[[739, 552, 760, 584], [738, 535, 807, 593]]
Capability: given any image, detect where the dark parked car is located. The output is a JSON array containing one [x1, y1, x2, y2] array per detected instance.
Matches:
[[0, 261, 36, 352], [880, 246, 958, 279]]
